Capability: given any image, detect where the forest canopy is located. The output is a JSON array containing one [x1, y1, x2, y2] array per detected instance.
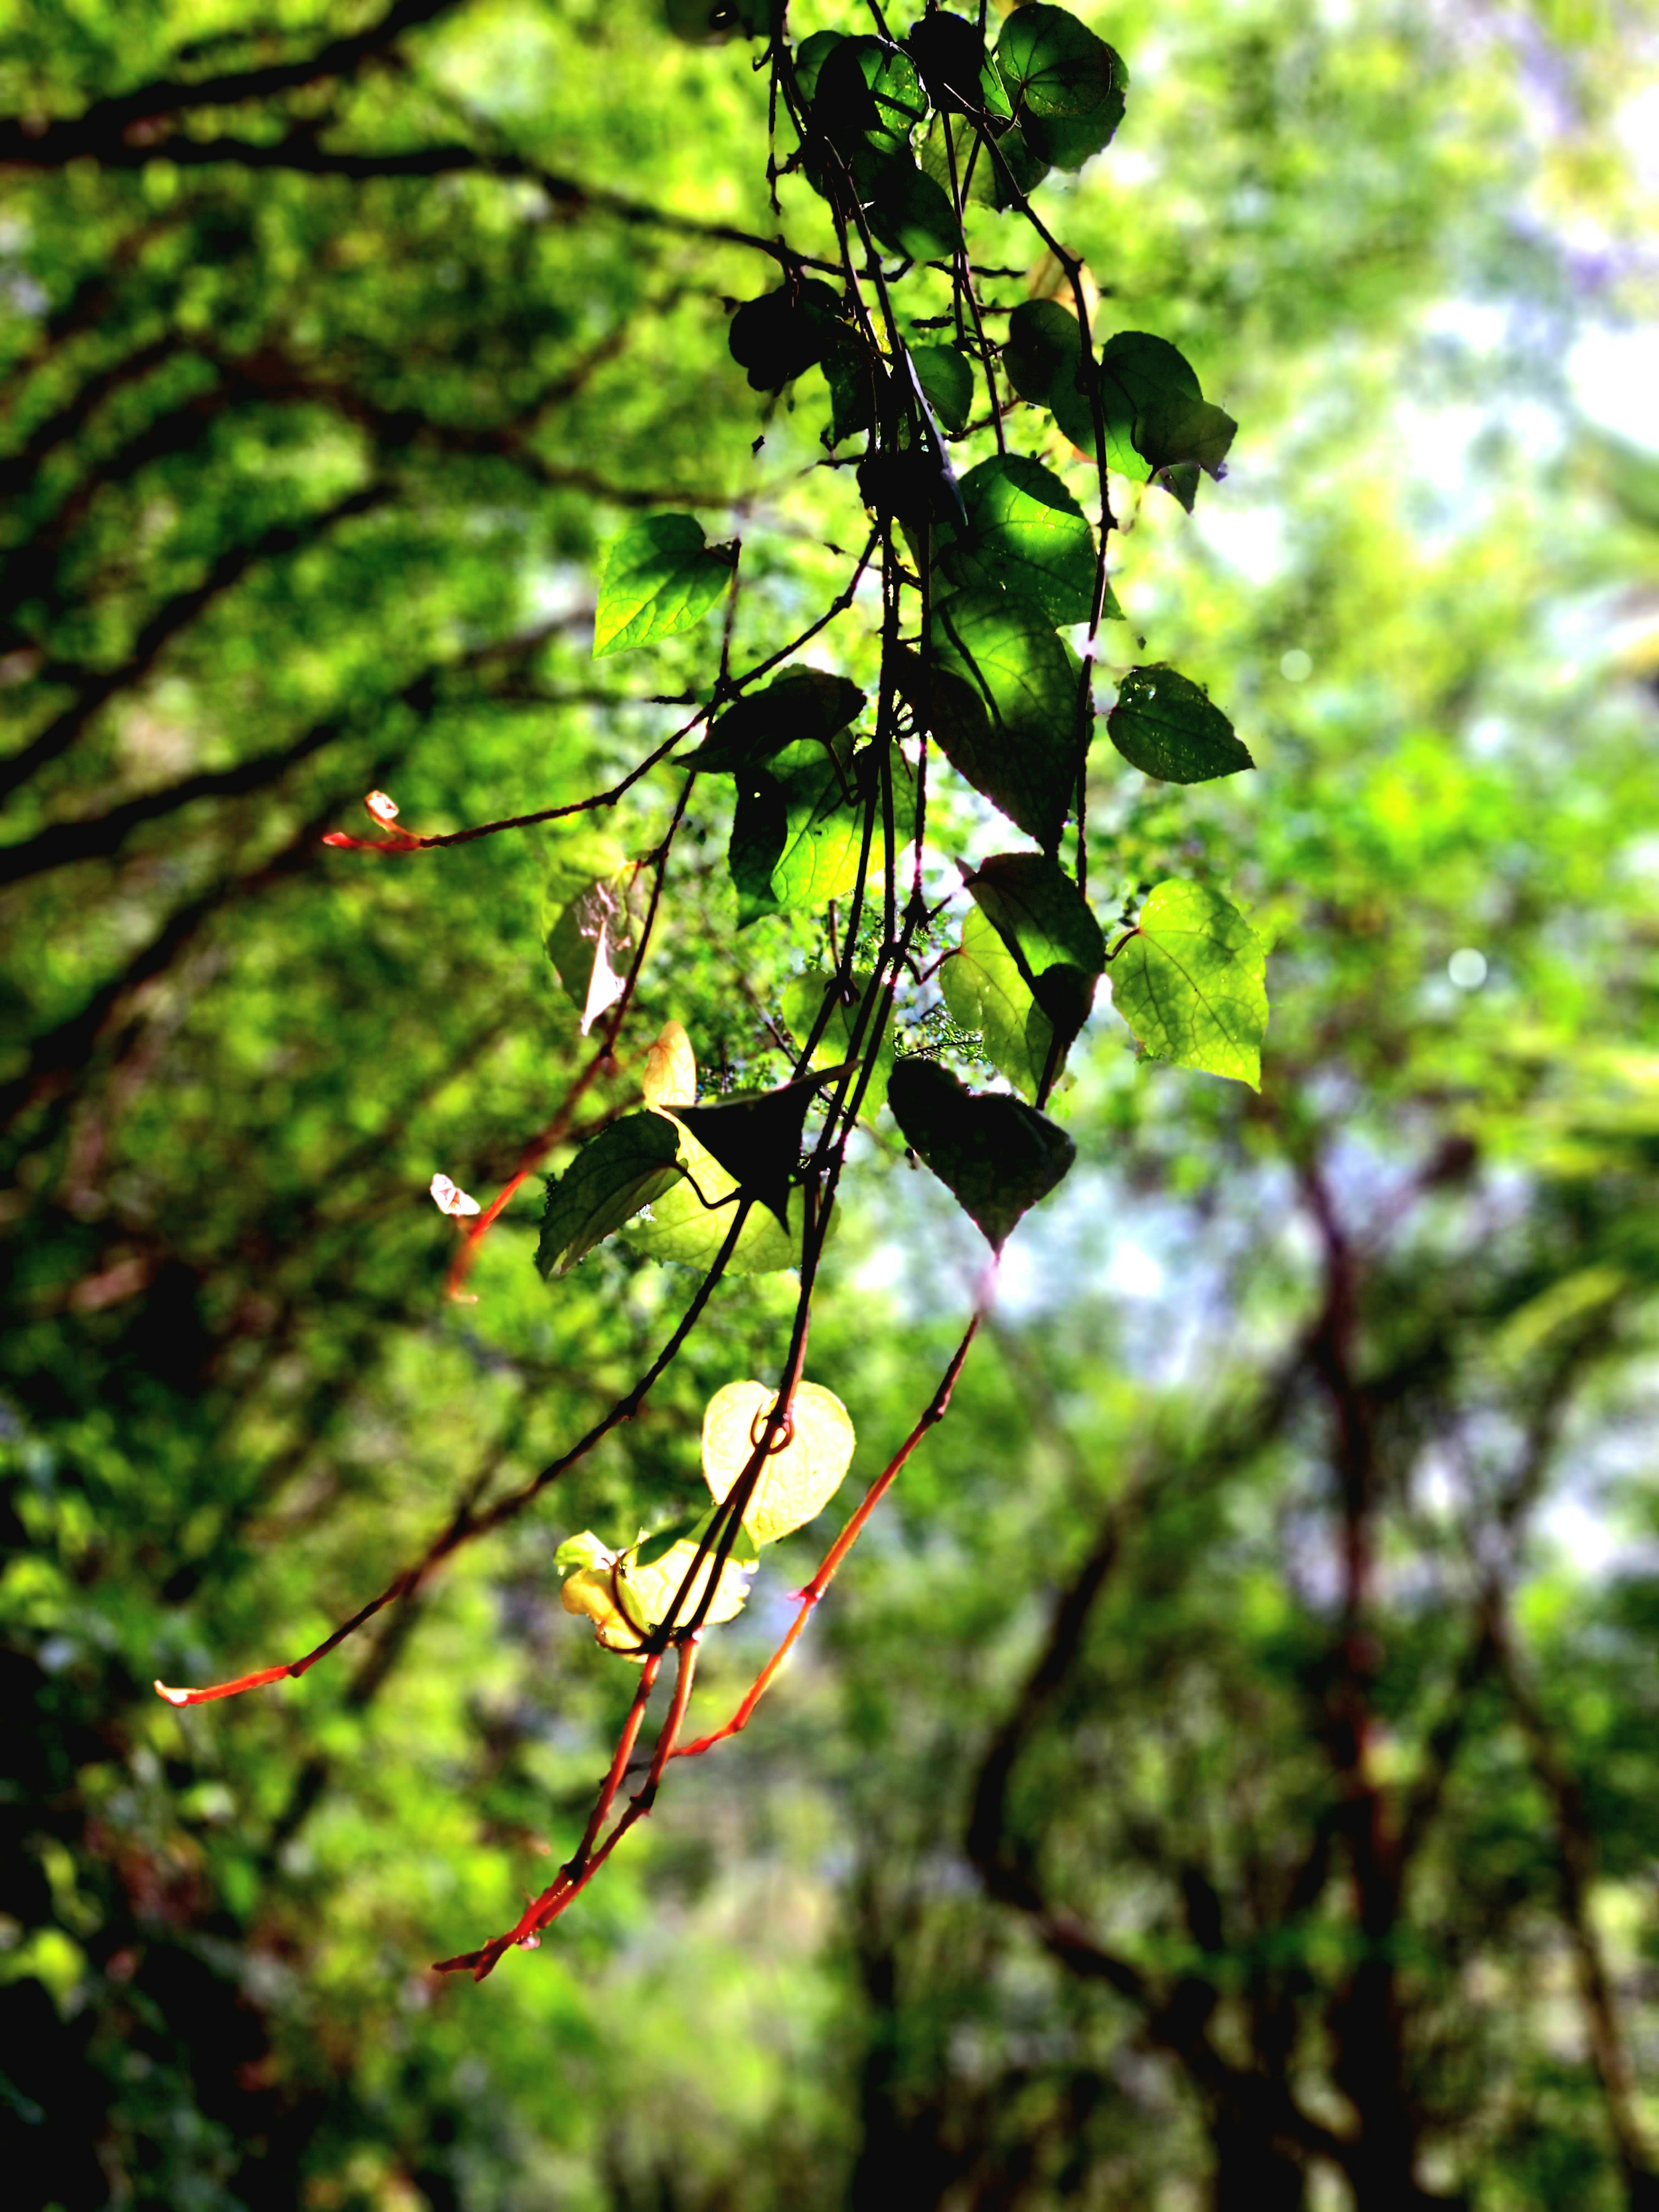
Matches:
[[2, 2, 1659, 2208]]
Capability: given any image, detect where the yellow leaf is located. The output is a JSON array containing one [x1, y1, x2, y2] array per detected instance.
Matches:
[[701, 1379, 856, 1546], [643, 1019, 697, 1110], [560, 1547, 752, 1659]]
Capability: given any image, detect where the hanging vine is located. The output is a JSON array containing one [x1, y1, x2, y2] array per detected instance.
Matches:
[[155, 0, 1268, 1982]]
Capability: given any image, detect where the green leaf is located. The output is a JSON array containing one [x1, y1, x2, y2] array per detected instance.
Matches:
[[673, 1074, 826, 1230], [938, 452, 1106, 624], [994, 3, 1127, 169], [866, 157, 960, 263], [939, 905, 1054, 1103], [813, 36, 928, 162], [963, 849, 1103, 1049], [620, 1122, 810, 1274], [782, 969, 893, 1116], [1098, 331, 1236, 490], [688, 670, 866, 775], [888, 1056, 1076, 1249], [914, 587, 1080, 847], [1106, 665, 1254, 785], [555, 1530, 613, 1576], [911, 345, 976, 435], [1002, 299, 1093, 451], [728, 737, 869, 929], [593, 515, 735, 658], [544, 865, 652, 1033], [729, 280, 845, 392], [793, 27, 848, 104], [537, 1113, 683, 1277], [905, 11, 1011, 121], [1109, 880, 1268, 1088]]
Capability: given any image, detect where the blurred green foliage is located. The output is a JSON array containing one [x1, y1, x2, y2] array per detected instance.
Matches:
[[2, 2, 1659, 2208]]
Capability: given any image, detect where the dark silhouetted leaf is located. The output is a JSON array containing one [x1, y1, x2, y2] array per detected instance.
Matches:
[[1106, 665, 1254, 785], [674, 1074, 827, 1231], [537, 1113, 683, 1277], [1109, 880, 1268, 1087], [593, 515, 737, 658], [813, 36, 928, 163], [866, 156, 960, 263], [1098, 330, 1236, 491], [729, 279, 845, 392], [823, 341, 883, 444], [888, 1056, 1075, 1248], [689, 671, 866, 775], [794, 27, 848, 103], [994, 3, 1126, 169], [905, 11, 1011, 120], [1002, 298, 1093, 451]]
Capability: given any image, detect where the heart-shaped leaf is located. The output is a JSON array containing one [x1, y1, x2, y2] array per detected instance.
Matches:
[[1106, 665, 1253, 785], [938, 452, 1106, 626], [537, 1113, 684, 1277], [963, 850, 1103, 1051], [1002, 298, 1094, 452], [728, 279, 845, 392], [673, 1074, 826, 1232], [782, 969, 893, 1118], [914, 588, 1080, 848], [888, 1056, 1075, 1249], [911, 344, 976, 435], [940, 905, 1055, 1103], [688, 669, 866, 776], [594, 515, 736, 658], [1109, 880, 1268, 1088], [994, 3, 1127, 170], [728, 736, 870, 929], [702, 1379, 857, 1545]]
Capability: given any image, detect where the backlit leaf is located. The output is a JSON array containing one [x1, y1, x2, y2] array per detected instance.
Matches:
[[867, 157, 960, 263], [593, 515, 735, 658], [702, 1379, 857, 1545], [1106, 665, 1254, 785], [620, 1118, 807, 1274], [915, 588, 1079, 847], [1098, 330, 1236, 493], [728, 736, 869, 928], [939, 905, 1054, 1102], [888, 1055, 1076, 1249], [912, 345, 976, 435], [642, 1019, 696, 1110], [994, 3, 1127, 169], [939, 452, 1103, 624], [963, 849, 1103, 1048], [537, 1113, 683, 1277], [672, 1075, 824, 1231], [545, 865, 652, 1033], [1109, 880, 1268, 1088]]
